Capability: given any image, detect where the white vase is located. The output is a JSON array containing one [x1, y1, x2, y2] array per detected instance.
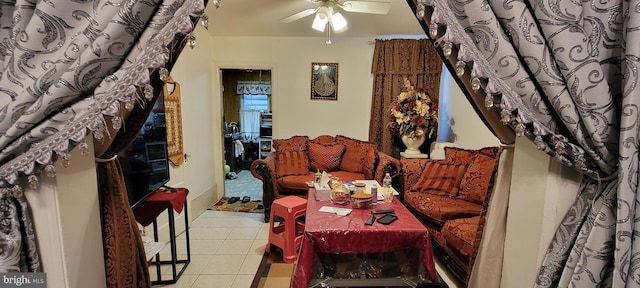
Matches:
[[401, 134, 426, 155]]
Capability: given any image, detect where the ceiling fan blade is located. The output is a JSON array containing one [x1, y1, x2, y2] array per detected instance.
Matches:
[[280, 8, 318, 23], [340, 1, 391, 14]]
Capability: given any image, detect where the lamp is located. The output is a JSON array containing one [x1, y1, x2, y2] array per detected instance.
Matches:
[[311, 6, 348, 33], [312, 6, 329, 32]]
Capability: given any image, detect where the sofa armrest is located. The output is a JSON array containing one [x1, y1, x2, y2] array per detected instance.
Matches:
[[250, 153, 279, 222], [374, 152, 400, 183]]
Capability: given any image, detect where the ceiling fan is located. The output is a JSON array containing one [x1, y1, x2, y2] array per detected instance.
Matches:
[[281, 0, 391, 33]]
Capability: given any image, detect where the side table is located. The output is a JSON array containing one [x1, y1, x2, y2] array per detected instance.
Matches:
[[133, 187, 191, 285]]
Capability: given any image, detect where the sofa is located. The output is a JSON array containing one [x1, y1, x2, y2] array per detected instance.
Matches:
[[251, 135, 400, 222], [400, 146, 502, 284]]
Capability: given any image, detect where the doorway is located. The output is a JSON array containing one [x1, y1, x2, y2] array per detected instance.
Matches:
[[221, 68, 272, 201]]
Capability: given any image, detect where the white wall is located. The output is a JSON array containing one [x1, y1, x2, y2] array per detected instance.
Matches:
[[440, 67, 499, 149], [29, 141, 106, 288], [169, 25, 218, 207], [212, 36, 375, 141]]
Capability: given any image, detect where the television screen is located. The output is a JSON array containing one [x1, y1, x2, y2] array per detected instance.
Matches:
[[118, 94, 170, 208]]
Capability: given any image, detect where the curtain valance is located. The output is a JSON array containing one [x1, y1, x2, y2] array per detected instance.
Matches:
[[237, 81, 272, 95]]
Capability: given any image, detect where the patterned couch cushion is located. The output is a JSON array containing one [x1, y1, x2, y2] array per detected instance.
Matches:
[[273, 135, 309, 152], [445, 146, 500, 204], [274, 136, 309, 178], [411, 160, 467, 197], [442, 216, 480, 257], [308, 141, 345, 172], [459, 153, 498, 204], [275, 151, 309, 178], [404, 191, 483, 226], [336, 135, 377, 175]]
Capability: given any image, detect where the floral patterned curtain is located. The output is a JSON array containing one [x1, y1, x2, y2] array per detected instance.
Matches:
[[236, 81, 272, 95], [0, 0, 205, 283], [369, 38, 442, 157], [410, 0, 639, 286]]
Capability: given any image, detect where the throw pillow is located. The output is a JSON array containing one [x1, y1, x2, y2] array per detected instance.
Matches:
[[275, 151, 310, 177], [273, 135, 309, 153], [336, 135, 376, 174], [459, 153, 499, 204], [444, 146, 475, 166], [411, 160, 467, 197], [307, 141, 345, 172]]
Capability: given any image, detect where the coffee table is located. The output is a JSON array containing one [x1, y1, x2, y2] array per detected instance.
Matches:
[[290, 188, 438, 287]]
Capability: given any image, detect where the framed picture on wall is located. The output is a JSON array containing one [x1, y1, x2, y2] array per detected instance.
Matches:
[[311, 62, 338, 100]]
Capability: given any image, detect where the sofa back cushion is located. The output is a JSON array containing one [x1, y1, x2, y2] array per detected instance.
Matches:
[[312, 135, 337, 144], [308, 141, 345, 172], [459, 153, 499, 204], [275, 151, 309, 177], [274, 136, 309, 178], [445, 146, 500, 204], [336, 135, 377, 175], [273, 136, 309, 153], [411, 160, 467, 197]]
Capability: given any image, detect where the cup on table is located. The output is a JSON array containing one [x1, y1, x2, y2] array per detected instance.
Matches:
[[382, 187, 393, 203]]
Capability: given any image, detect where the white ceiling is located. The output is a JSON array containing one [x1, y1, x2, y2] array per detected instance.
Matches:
[[204, 0, 426, 38]]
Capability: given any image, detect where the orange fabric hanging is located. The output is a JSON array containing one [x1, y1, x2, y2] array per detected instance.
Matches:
[[164, 76, 185, 166]]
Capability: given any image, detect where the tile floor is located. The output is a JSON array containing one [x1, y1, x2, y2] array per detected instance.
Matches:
[[150, 210, 271, 288], [224, 170, 262, 201]]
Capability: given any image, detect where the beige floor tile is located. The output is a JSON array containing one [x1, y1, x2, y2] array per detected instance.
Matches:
[[231, 274, 255, 288], [249, 239, 267, 255], [236, 216, 264, 228], [227, 227, 260, 240], [255, 225, 269, 240], [150, 273, 198, 288], [217, 239, 253, 255], [196, 227, 233, 240], [238, 254, 263, 275], [201, 254, 245, 274], [208, 217, 241, 228], [180, 254, 213, 275], [190, 239, 224, 255], [191, 274, 236, 288]]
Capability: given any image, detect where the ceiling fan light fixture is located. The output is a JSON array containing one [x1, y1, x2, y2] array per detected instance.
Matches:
[[312, 6, 329, 31], [329, 11, 347, 32]]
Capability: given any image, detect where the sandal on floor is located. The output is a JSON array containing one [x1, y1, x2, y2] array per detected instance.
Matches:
[[228, 196, 240, 204], [241, 196, 251, 203]]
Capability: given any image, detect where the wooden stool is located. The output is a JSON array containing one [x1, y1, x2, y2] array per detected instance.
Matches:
[[266, 196, 307, 263]]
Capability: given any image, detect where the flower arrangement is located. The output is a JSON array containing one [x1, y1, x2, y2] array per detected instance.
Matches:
[[389, 78, 438, 140]]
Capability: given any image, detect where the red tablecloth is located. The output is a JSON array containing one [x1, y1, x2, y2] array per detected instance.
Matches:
[[291, 188, 438, 287], [133, 187, 189, 227]]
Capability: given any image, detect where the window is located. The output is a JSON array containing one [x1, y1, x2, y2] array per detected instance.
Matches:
[[242, 94, 269, 111]]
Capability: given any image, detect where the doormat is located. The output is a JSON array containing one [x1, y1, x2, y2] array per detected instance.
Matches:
[[208, 196, 264, 213]]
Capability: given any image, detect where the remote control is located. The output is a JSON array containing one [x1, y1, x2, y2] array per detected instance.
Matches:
[[372, 209, 395, 215], [365, 215, 376, 225]]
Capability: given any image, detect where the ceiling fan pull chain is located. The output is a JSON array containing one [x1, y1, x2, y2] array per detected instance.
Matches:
[[326, 26, 332, 45]]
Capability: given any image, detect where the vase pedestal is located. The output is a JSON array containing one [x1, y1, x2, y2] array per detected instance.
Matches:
[[400, 152, 429, 159]]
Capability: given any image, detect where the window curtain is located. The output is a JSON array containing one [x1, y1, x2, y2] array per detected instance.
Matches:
[[369, 39, 442, 157], [236, 81, 272, 95], [240, 110, 261, 141], [410, 0, 638, 286], [0, 0, 205, 286]]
